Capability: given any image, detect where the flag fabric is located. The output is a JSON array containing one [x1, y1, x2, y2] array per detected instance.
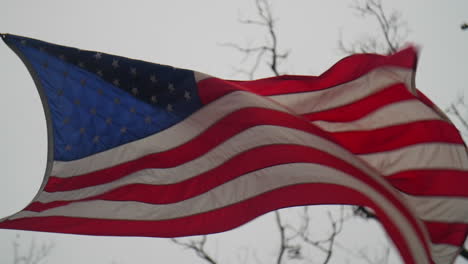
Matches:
[[0, 34, 467, 264]]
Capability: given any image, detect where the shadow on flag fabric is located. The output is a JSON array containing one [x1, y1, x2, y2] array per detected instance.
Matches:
[[0, 34, 467, 264]]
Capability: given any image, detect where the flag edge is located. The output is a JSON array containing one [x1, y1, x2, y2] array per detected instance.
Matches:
[[0, 34, 55, 222]]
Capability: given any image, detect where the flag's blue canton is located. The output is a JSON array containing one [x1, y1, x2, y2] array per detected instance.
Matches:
[[4, 35, 202, 161]]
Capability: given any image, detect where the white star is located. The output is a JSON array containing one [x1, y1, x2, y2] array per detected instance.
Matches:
[[129, 107, 136, 113], [105, 117, 112, 124], [168, 83, 175, 93], [78, 61, 85, 68], [59, 54, 66, 60], [150, 74, 157, 83], [150, 95, 157, 103], [184, 91, 191, 101], [97, 70, 103, 77], [113, 79, 120, 86], [112, 59, 119, 68], [20, 40, 27, 45], [94, 52, 102, 60], [93, 135, 100, 143], [65, 145, 72, 151], [120, 127, 127, 133], [130, 67, 137, 76], [144, 116, 152, 124], [167, 104, 173, 112], [131, 87, 138, 95]]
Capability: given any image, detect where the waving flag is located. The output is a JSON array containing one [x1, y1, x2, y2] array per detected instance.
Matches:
[[0, 34, 466, 264]]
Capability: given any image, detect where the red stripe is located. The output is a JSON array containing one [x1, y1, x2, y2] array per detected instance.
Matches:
[[425, 221, 468, 245], [0, 183, 429, 264], [330, 120, 464, 154], [388, 170, 468, 197], [197, 47, 417, 103], [28, 144, 402, 211], [46, 107, 335, 192]]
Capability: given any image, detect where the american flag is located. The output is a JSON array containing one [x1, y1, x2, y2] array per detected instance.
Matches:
[[0, 34, 467, 264]]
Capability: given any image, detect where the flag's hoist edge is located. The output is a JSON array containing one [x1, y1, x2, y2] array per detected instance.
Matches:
[[0, 33, 55, 206]]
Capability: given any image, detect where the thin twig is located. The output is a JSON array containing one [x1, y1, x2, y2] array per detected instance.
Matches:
[[447, 103, 468, 132], [338, 0, 408, 55], [221, 0, 288, 79], [274, 211, 287, 264], [171, 236, 218, 264], [285, 206, 350, 264]]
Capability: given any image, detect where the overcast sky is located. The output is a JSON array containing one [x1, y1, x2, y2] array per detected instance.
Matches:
[[1, 0, 467, 263]]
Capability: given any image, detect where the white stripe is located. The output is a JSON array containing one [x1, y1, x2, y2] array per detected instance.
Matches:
[[404, 194, 468, 223], [430, 243, 460, 264], [51, 91, 288, 178], [312, 100, 442, 132], [10, 163, 430, 264], [269, 67, 413, 114], [359, 143, 468, 176], [38, 125, 380, 204]]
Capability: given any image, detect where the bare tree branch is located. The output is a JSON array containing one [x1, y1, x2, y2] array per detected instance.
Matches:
[[445, 95, 468, 135], [353, 0, 398, 53], [297, 207, 347, 264], [276, 206, 353, 264], [449, 104, 468, 132], [221, 0, 288, 78], [171, 236, 218, 264], [274, 211, 287, 264], [219, 43, 269, 80], [338, 0, 408, 55], [353, 206, 378, 220]]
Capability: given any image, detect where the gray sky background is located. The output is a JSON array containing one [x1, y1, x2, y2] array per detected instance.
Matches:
[[0, 0, 467, 263]]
